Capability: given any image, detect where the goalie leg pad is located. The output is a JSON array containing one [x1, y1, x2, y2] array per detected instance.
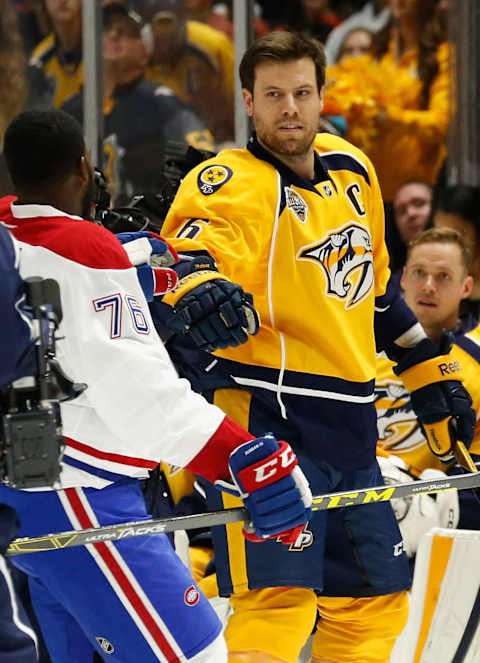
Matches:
[[390, 528, 480, 663]]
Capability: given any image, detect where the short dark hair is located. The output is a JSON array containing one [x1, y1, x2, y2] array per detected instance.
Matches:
[[239, 31, 326, 95], [407, 227, 473, 274], [435, 185, 480, 237], [3, 109, 85, 190]]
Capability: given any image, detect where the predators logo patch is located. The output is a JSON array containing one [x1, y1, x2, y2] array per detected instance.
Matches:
[[374, 380, 423, 452], [285, 186, 308, 223], [298, 222, 373, 309], [197, 165, 233, 195]]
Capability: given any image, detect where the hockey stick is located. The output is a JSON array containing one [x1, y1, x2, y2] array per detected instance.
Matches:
[[6, 469, 480, 556], [454, 441, 480, 504]]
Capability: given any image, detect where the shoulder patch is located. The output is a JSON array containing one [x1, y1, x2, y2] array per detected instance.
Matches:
[[197, 165, 233, 195]]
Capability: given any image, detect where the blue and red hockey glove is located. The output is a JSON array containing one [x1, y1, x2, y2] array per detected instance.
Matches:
[[116, 231, 179, 301], [215, 435, 312, 545]]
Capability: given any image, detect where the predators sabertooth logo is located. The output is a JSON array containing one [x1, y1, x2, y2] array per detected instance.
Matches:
[[374, 381, 423, 452], [298, 223, 373, 309]]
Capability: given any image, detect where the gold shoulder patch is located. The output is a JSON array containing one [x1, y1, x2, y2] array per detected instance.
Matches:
[[197, 165, 233, 195]]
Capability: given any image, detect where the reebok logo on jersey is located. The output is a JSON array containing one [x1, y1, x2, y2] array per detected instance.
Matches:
[[197, 165, 233, 195], [298, 222, 374, 309], [96, 637, 115, 654], [285, 187, 308, 223]]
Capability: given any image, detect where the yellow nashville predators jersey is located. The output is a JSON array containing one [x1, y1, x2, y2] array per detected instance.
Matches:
[[376, 321, 480, 475], [164, 133, 390, 386]]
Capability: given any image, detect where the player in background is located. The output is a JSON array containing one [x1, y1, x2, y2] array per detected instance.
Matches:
[[155, 31, 475, 663], [376, 227, 480, 545], [0, 108, 312, 663]]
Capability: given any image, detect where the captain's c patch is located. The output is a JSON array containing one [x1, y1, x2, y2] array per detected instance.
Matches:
[[197, 165, 233, 195]]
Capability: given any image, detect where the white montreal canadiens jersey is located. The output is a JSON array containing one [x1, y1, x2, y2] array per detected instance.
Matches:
[[0, 196, 225, 489]]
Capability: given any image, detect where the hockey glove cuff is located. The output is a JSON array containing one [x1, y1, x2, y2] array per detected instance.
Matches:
[[393, 333, 475, 462], [116, 231, 179, 301]]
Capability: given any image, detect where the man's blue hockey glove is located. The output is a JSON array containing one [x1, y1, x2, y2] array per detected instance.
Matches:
[[215, 435, 312, 545], [393, 333, 476, 463], [166, 279, 259, 351], [161, 257, 260, 352], [116, 231, 179, 301]]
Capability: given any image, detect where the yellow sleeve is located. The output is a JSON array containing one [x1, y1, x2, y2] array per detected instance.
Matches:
[[385, 43, 451, 142], [162, 159, 259, 276]]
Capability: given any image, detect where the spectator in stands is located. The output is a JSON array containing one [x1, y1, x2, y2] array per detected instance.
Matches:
[[366, 0, 450, 203], [62, 2, 214, 205], [0, 0, 51, 194], [325, 0, 390, 63], [0, 2, 28, 147], [387, 181, 433, 278], [283, 0, 341, 44], [12, 0, 51, 56], [433, 184, 480, 315], [183, 1, 271, 41], [133, 0, 235, 143], [30, 0, 82, 108], [337, 26, 373, 61]]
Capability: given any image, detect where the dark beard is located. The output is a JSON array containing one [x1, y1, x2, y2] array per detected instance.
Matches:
[[254, 113, 318, 159], [259, 130, 315, 158], [81, 167, 95, 220]]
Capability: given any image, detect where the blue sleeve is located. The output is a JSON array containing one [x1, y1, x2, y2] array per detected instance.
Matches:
[[0, 226, 35, 386], [374, 274, 420, 362]]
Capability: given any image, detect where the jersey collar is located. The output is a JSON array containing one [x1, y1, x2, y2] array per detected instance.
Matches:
[[10, 200, 84, 221], [247, 133, 336, 195]]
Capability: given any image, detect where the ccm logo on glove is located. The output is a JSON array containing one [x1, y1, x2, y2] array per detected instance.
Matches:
[[237, 440, 297, 490]]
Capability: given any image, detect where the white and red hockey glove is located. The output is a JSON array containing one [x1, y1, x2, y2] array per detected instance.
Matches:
[[215, 435, 312, 545], [116, 231, 179, 301]]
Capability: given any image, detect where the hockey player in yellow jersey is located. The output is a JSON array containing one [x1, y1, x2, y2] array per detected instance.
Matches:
[[376, 227, 480, 542], [151, 33, 476, 663]]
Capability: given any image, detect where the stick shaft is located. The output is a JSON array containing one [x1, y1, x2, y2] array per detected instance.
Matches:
[[7, 470, 480, 556]]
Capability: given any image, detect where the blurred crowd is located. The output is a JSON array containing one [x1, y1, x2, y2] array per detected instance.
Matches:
[[1, 0, 479, 316]]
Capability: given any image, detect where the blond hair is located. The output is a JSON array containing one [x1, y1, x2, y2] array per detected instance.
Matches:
[[407, 227, 473, 274]]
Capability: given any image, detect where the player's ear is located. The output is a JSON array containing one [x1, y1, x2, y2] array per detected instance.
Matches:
[[400, 266, 407, 291], [78, 154, 89, 185], [242, 88, 254, 117], [462, 274, 474, 300]]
